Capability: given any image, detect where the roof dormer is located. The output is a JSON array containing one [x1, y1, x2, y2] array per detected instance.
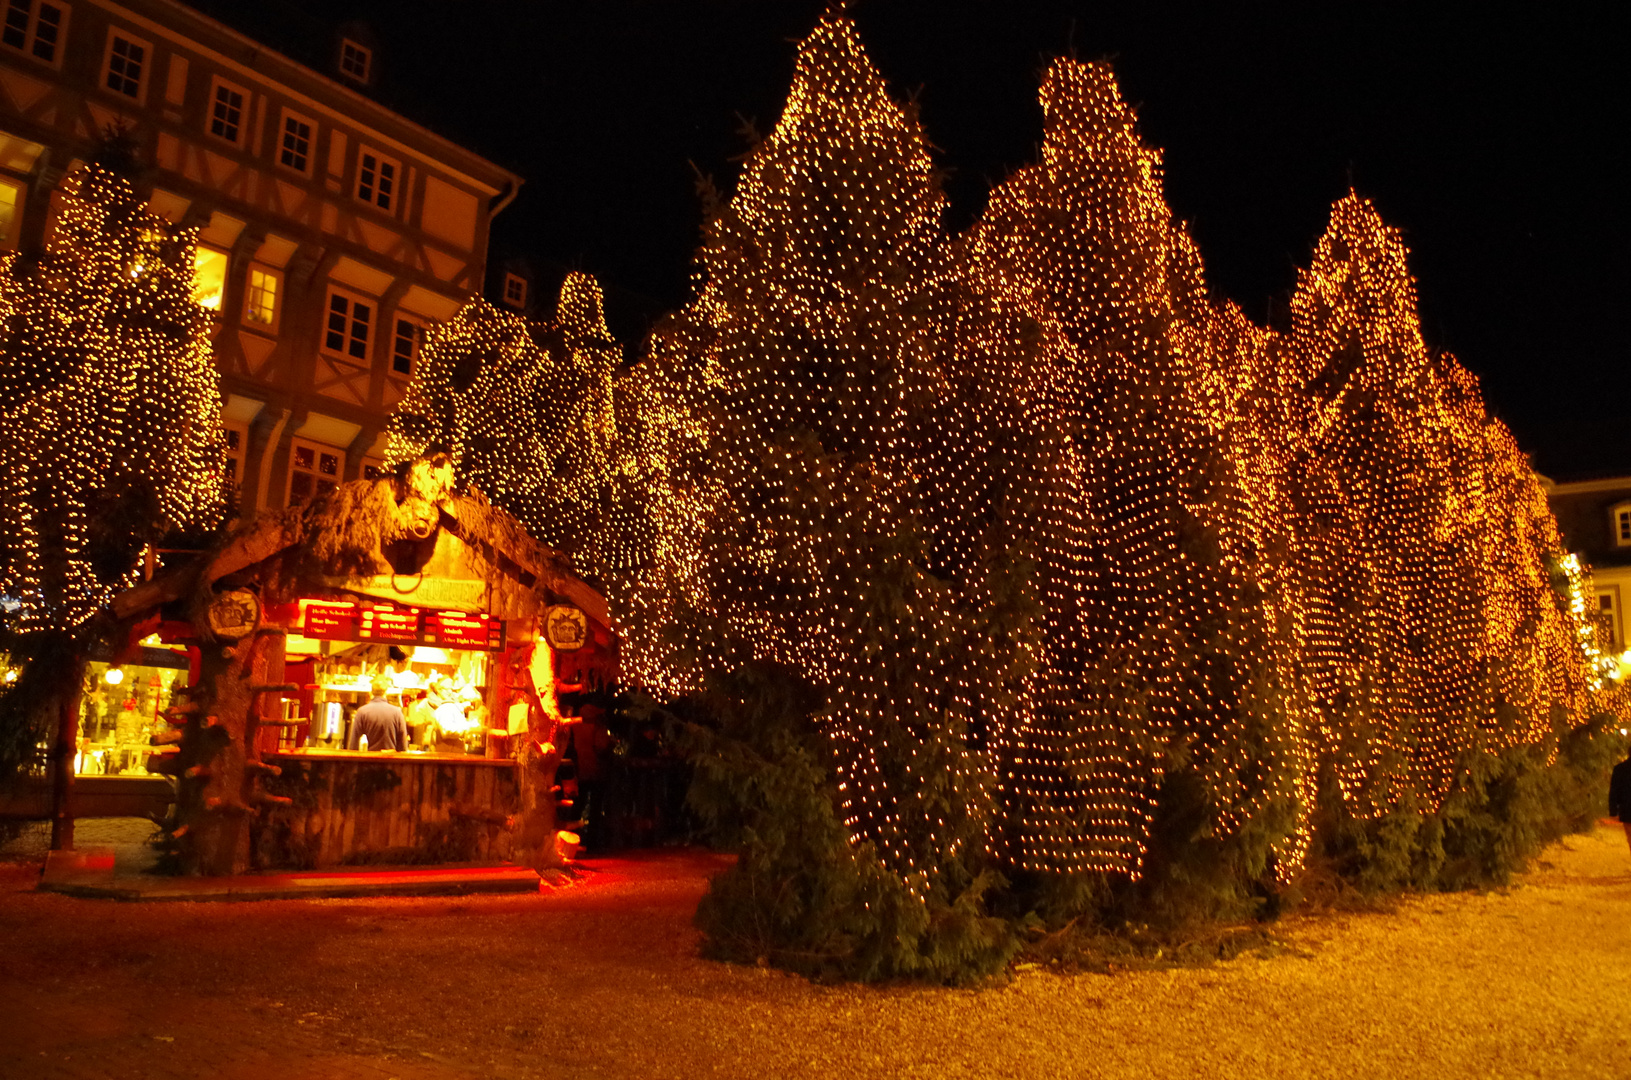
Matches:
[[334, 23, 379, 88]]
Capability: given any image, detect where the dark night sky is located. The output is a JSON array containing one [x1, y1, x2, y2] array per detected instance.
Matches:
[[202, 1, 1626, 479]]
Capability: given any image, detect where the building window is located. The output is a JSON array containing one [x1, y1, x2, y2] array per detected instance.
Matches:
[[323, 288, 373, 362], [339, 38, 371, 83], [1599, 590, 1622, 652], [288, 438, 343, 506], [243, 265, 280, 331], [502, 272, 527, 309], [0, 177, 22, 248], [356, 148, 398, 212], [3, 0, 66, 65], [390, 316, 420, 376], [191, 246, 228, 311], [208, 77, 248, 146], [223, 421, 249, 490], [103, 29, 148, 100], [1614, 504, 1631, 548], [278, 110, 314, 174], [361, 457, 388, 481]]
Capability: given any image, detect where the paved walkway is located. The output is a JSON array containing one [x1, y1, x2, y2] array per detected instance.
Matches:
[[1, 828, 1627, 1079]]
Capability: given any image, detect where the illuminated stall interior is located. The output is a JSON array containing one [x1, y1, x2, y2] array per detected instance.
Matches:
[[94, 460, 618, 875], [277, 599, 513, 757], [76, 638, 192, 778]]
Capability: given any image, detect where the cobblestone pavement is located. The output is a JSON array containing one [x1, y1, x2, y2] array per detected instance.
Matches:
[[0, 816, 157, 858], [1, 827, 1628, 1080]]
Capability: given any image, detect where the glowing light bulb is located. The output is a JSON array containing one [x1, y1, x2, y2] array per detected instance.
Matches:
[[103, 667, 124, 686]]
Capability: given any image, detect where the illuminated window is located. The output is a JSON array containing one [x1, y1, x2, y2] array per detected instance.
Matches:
[[287, 438, 343, 506], [104, 30, 148, 100], [339, 38, 371, 83], [191, 246, 228, 311], [278, 110, 314, 174], [323, 287, 373, 362], [0, 178, 22, 248], [208, 77, 247, 145], [1613, 503, 1631, 548], [223, 421, 249, 489], [356, 148, 397, 212], [243, 265, 279, 330], [2, 0, 67, 65], [390, 316, 419, 376], [502, 272, 527, 308], [1599, 590, 1622, 652]]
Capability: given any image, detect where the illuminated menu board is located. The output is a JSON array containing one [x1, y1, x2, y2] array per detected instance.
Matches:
[[299, 600, 507, 652], [303, 602, 359, 640], [424, 611, 505, 650], [358, 607, 420, 645]]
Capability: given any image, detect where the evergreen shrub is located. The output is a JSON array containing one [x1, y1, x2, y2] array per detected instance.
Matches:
[[681, 663, 1022, 984], [1313, 710, 1625, 895], [683, 683, 1625, 982]]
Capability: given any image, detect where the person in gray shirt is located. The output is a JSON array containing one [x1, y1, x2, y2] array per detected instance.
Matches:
[[347, 675, 408, 752]]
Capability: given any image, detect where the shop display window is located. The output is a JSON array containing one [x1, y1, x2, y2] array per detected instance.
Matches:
[[76, 648, 189, 777]]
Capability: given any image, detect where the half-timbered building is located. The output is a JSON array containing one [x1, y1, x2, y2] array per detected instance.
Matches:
[[0, 0, 522, 514]]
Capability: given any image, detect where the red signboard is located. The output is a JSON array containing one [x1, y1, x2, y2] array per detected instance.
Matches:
[[299, 600, 506, 652], [303, 601, 359, 640], [424, 611, 505, 650], [358, 607, 420, 645]]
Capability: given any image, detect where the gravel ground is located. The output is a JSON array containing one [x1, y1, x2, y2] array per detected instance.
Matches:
[[1, 824, 1627, 1080]]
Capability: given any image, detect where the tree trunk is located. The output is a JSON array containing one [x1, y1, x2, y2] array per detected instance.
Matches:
[[180, 628, 286, 875], [48, 652, 86, 851]]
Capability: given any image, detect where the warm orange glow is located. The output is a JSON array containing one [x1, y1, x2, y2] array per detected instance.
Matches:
[[0, 165, 225, 632], [387, 16, 1624, 890], [385, 273, 635, 582]]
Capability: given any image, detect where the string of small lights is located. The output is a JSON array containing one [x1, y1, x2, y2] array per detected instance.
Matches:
[[955, 56, 1319, 876], [385, 273, 640, 584], [1275, 194, 1615, 817], [387, 15, 1619, 891], [610, 15, 995, 888], [0, 164, 224, 633], [606, 15, 1620, 887]]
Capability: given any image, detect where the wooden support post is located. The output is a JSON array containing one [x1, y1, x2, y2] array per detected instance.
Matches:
[[48, 653, 86, 851]]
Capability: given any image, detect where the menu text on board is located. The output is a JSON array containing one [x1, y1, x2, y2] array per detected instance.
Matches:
[[301, 601, 506, 652]]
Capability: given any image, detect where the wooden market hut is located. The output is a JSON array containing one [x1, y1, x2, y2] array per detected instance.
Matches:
[[104, 458, 617, 877]]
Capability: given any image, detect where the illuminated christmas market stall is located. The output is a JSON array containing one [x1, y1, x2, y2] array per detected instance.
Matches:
[[102, 459, 615, 876]]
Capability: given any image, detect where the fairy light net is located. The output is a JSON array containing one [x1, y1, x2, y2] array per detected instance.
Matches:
[[394, 15, 1618, 889], [0, 164, 224, 633], [385, 272, 643, 584]]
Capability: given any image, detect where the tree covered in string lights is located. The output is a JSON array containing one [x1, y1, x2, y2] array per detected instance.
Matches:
[[958, 57, 1314, 896], [0, 161, 225, 774], [385, 273, 640, 584], [606, 13, 1624, 978], [620, 17, 1019, 974], [1272, 196, 1619, 888]]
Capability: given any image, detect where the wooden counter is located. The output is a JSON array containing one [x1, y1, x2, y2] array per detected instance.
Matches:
[[252, 749, 520, 871], [276, 747, 515, 766]]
